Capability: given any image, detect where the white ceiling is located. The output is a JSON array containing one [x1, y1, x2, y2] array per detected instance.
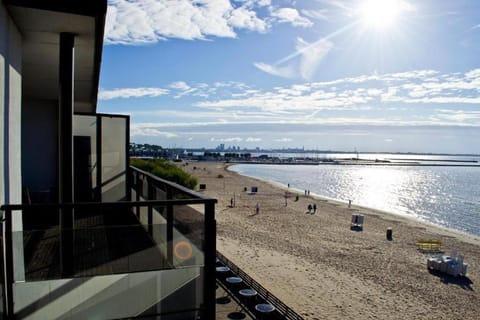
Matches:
[[7, 5, 99, 113]]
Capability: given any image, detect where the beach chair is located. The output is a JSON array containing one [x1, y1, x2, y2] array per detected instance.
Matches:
[[350, 214, 364, 230]]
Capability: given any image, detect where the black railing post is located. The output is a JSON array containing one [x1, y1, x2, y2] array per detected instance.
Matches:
[[203, 200, 216, 320], [134, 171, 140, 218], [125, 119, 131, 201], [95, 115, 102, 202], [147, 177, 154, 235], [166, 187, 174, 265], [137, 173, 144, 218], [3, 208, 14, 318]]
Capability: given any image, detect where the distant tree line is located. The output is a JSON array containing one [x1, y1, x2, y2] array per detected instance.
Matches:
[[130, 158, 198, 190], [130, 143, 166, 158]]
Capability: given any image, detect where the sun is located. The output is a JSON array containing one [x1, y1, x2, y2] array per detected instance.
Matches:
[[358, 0, 405, 29]]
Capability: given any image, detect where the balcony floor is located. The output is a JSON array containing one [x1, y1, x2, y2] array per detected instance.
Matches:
[[23, 208, 170, 280]]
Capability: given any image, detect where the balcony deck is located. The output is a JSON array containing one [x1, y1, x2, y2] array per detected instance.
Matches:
[[23, 207, 170, 280]]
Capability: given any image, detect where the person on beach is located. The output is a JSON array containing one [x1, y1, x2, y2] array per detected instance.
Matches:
[[255, 202, 260, 215], [307, 204, 312, 213], [230, 198, 233, 207], [313, 204, 317, 214]]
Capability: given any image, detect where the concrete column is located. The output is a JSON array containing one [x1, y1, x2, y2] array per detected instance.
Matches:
[[59, 32, 74, 204], [59, 32, 75, 276]]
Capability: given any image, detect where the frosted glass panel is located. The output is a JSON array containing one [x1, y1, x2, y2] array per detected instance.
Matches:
[[101, 117, 127, 201]]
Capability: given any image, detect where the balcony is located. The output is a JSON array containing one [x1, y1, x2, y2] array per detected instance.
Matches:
[[1, 166, 217, 319]]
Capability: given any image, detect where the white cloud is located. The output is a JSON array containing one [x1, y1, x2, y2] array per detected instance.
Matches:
[[210, 137, 243, 142], [246, 137, 262, 142], [244, 0, 271, 6], [191, 68, 480, 129], [228, 6, 267, 32], [297, 37, 333, 80], [301, 9, 329, 21], [435, 109, 480, 123], [255, 30, 335, 79], [386, 70, 438, 80], [465, 68, 480, 79], [105, 0, 269, 44], [102, 68, 480, 129], [233, 0, 271, 7], [101, 80, 254, 101], [405, 97, 480, 104], [169, 81, 201, 98], [270, 7, 313, 28], [469, 24, 480, 31], [275, 137, 293, 142], [367, 88, 383, 96], [99, 87, 169, 100], [105, 1, 160, 44], [253, 62, 296, 78], [105, 1, 324, 45], [169, 81, 191, 91], [194, 89, 371, 111], [130, 125, 178, 138]]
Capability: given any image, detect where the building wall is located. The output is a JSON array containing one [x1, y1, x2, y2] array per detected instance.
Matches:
[[1, 2, 26, 281], [1, 1, 22, 206], [22, 99, 58, 201]]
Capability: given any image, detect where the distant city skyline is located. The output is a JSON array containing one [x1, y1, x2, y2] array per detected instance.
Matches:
[[130, 141, 480, 156], [98, 0, 480, 154]]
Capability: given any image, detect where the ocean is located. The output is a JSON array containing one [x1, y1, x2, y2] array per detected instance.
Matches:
[[229, 154, 480, 237]]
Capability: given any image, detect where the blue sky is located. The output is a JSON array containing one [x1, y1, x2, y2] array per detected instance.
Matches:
[[98, 0, 480, 154]]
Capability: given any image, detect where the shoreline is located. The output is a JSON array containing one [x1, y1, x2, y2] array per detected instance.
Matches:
[[273, 181, 480, 246], [182, 161, 480, 320], [225, 160, 480, 167], [227, 163, 480, 244]]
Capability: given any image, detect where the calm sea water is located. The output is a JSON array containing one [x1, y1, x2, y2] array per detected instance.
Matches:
[[230, 158, 480, 237]]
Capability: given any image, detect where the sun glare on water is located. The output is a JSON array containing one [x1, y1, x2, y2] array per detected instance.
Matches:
[[358, 0, 407, 29]]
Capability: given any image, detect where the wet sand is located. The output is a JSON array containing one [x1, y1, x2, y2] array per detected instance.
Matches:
[[184, 162, 480, 320]]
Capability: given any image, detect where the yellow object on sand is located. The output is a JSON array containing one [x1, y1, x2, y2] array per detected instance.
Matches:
[[417, 239, 442, 252]]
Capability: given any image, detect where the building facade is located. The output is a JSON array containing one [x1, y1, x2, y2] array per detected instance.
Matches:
[[1, 1, 216, 318]]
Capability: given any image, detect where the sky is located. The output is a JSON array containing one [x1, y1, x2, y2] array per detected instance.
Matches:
[[97, 0, 480, 154]]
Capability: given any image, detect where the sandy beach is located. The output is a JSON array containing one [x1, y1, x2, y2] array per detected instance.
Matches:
[[183, 161, 480, 320]]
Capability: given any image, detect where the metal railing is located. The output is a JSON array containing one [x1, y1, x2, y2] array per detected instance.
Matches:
[[0, 166, 217, 319]]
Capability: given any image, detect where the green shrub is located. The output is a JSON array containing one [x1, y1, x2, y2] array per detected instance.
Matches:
[[130, 158, 198, 189]]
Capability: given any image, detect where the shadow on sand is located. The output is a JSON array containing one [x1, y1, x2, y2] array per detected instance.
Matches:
[[350, 225, 363, 232], [428, 269, 474, 291]]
